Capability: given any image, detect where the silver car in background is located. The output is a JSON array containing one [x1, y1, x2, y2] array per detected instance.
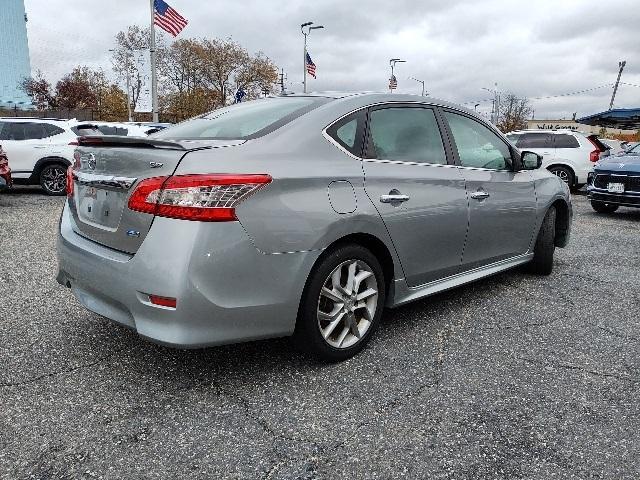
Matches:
[[57, 93, 572, 361]]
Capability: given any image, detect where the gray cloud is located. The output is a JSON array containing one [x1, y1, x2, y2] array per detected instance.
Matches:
[[23, 0, 640, 119]]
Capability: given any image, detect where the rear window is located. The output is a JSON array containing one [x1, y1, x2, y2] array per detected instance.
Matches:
[[96, 125, 129, 136], [554, 134, 580, 148], [154, 97, 330, 140], [71, 125, 103, 136], [515, 133, 553, 149]]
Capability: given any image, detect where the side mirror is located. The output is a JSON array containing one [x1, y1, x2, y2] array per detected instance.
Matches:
[[521, 151, 543, 170]]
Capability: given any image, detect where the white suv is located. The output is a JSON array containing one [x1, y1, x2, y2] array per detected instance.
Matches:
[[506, 129, 609, 190], [0, 118, 99, 195]]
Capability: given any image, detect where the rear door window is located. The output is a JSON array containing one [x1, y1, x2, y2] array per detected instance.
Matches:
[[365, 106, 447, 164], [23, 123, 49, 140], [515, 133, 553, 149], [553, 134, 580, 148]]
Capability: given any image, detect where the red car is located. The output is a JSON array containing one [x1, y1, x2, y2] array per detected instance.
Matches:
[[0, 144, 11, 190]]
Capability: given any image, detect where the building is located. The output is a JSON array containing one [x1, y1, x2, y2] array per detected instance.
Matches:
[[526, 119, 627, 136], [0, 0, 32, 108]]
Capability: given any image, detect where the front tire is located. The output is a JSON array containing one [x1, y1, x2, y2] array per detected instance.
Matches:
[[293, 245, 386, 362], [528, 206, 556, 275], [39, 163, 67, 196], [591, 200, 619, 213]]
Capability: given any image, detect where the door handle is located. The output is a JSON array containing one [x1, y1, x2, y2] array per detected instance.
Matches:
[[470, 190, 490, 200], [380, 192, 410, 203]]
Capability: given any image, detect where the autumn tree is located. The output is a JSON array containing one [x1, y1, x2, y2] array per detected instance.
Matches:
[[99, 85, 129, 121], [20, 70, 54, 110], [497, 93, 532, 132], [54, 67, 99, 110], [234, 53, 278, 100]]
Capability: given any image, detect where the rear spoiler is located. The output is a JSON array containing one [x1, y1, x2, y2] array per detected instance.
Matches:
[[77, 135, 186, 150]]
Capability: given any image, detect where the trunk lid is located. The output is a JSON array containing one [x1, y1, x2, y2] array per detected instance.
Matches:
[[68, 136, 243, 253]]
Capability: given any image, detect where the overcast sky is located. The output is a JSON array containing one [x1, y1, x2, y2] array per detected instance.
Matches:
[[24, 0, 639, 119]]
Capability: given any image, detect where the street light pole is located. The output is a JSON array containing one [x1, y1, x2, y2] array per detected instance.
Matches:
[[409, 77, 425, 96], [301, 22, 324, 94], [389, 59, 406, 93], [609, 60, 626, 111], [481, 83, 499, 124]]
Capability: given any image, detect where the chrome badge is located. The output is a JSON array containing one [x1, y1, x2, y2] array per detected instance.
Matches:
[[126, 230, 141, 238], [619, 163, 625, 169], [84, 153, 97, 170], [149, 162, 164, 168]]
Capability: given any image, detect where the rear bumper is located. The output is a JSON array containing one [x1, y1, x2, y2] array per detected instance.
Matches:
[[57, 203, 320, 347], [587, 188, 640, 208]]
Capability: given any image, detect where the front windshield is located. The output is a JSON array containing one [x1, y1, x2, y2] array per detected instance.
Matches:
[[154, 97, 329, 140]]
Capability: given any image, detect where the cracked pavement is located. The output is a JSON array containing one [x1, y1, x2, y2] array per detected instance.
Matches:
[[1, 187, 639, 479]]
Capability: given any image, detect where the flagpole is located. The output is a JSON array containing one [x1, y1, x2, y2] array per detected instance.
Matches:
[[303, 32, 307, 94], [150, 0, 159, 122]]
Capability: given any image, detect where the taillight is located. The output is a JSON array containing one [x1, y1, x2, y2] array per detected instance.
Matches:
[[68, 140, 79, 146], [149, 295, 177, 309], [589, 150, 600, 162], [66, 167, 74, 198], [128, 174, 272, 222]]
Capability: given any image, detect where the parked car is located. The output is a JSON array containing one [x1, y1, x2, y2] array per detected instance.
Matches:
[[0, 118, 88, 195], [587, 145, 640, 212], [619, 142, 639, 155], [57, 93, 572, 361], [0, 144, 11, 191], [600, 139, 627, 155], [77, 122, 152, 137], [505, 129, 609, 190], [126, 122, 173, 135]]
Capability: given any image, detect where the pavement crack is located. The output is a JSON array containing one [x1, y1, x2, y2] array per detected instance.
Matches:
[[518, 356, 636, 383], [0, 347, 127, 387]]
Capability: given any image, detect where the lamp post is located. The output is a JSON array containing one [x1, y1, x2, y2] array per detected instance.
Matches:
[[482, 83, 499, 124], [110, 49, 133, 121], [409, 77, 426, 96], [301, 22, 324, 93], [389, 59, 406, 93]]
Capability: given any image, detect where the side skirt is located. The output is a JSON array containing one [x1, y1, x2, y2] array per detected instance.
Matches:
[[389, 253, 534, 307]]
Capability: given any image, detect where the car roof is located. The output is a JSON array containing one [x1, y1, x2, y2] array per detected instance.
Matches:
[[508, 129, 589, 136], [0, 117, 72, 123]]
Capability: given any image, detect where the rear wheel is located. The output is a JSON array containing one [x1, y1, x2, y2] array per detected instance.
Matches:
[[293, 245, 385, 362], [591, 200, 619, 213], [528, 206, 556, 275], [39, 163, 67, 196], [548, 166, 575, 190]]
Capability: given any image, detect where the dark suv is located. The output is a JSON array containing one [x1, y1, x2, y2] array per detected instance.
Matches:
[[587, 147, 640, 212]]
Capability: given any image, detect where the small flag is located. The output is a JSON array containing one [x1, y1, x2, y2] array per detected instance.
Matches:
[[389, 75, 398, 90], [153, 0, 188, 37], [306, 52, 317, 79]]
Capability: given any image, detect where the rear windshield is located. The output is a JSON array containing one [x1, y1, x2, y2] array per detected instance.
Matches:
[[71, 125, 103, 136], [154, 97, 330, 140]]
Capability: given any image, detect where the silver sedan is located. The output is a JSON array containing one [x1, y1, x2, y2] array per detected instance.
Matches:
[[57, 93, 572, 361]]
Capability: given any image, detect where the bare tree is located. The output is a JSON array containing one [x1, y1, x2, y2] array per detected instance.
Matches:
[[20, 70, 54, 110], [497, 93, 532, 132]]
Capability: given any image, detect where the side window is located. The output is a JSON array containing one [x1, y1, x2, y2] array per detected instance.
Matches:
[[44, 124, 65, 138], [23, 123, 48, 140], [2, 123, 27, 141], [553, 134, 579, 148], [516, 133, 553, 149], [444, 112, 512, 170], [325, 110, 366, 157], [366, 107, 447, 164]]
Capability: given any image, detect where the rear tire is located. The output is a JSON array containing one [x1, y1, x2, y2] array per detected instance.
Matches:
[[528, 206, 556, 275], [591, 201, 619, 213], [39, 163, 67, 196], [548, 166, 575, 190], [293, 245, 386, 362]]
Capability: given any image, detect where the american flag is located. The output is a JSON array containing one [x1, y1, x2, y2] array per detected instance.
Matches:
[[153, 0, 188, 37], [389, 74, 398, 90], [306, 52, 317, 79]]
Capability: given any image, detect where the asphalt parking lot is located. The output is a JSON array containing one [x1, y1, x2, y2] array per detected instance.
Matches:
[[0, 188, 639, 479]]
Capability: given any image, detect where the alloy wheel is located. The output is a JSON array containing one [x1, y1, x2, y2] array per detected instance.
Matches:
[[317, 259, 379, 349], [551, 168, 570, 185], [42, 165, 67, 194]]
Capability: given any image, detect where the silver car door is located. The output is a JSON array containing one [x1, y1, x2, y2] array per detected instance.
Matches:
[[442, 110, 537, 269], [362, 104, 468, 287]]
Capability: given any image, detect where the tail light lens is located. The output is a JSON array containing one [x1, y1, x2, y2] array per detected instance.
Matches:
[[589, 150, 600, 162], [66, 167, 75, 198], [128, 174, 272, 222]]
